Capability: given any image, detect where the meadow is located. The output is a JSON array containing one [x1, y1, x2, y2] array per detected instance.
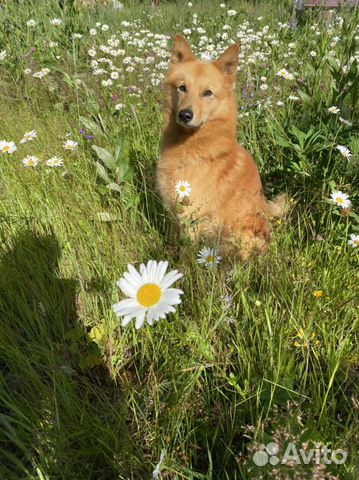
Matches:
[[0, 0, 358, 478]]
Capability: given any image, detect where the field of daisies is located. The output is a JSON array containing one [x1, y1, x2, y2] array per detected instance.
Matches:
[[0, 0, 359, 478]]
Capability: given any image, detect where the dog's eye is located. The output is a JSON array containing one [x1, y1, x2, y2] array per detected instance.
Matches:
[[203, 90, 213, 97], [178, 85, 187, 93]]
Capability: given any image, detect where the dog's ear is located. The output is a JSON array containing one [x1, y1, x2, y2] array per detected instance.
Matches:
[[171, 34, 196, 64], [213, 44, 239, 81]]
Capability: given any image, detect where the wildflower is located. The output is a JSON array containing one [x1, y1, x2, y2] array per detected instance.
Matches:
[[33, 68, 50, 79], [330, 190, 351, 209], [90, 28, 97, 36], [101, 24, 109, 31], [276, 68, 294, 80], [26, 19, 37, 27], [22, 155, 39, 168], [175, 180, 191, 199], [328, 106, 340, 114], [197, 247, 222, 268], [0, 50, 7, 61], [288, 95, 300, 101], [73, 33, 83, 39], [188, 1, 193, 6], [24, 68, 32, 75], [46, 156, 63, 168], [227, 9, 237, 16], [183, 28, 192, 35], [255, 300, 262, 307], [336, 145, 352, 160], [339, 117, 352, 127], [313, 290, 324, 298], [20, 130, 37, 144], [112, 260, 183, 329], [50, 18, 62, 26], [348, 234, 359, 248], [63, 140, 78, 151], [293, 328, 320, 348], [88, 48, 96, 57], [115, 103, 124, 111], [0, 140, 16, 154], [310, 51, 316, 57]]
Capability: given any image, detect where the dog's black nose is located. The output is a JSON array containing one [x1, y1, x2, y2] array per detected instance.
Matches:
[[178, 109, 193, 123]]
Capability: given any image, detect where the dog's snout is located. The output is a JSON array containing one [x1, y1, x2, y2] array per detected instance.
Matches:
[[178, 109, 193, 124]]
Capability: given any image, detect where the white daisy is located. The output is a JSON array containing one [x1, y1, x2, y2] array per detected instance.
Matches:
[[330, 190, 351, 209], [175, 180, 192, 199], [115, 103, 124, 111], [22, 156, 39, 168], [328, 106, 340, 114], [26, 19, 37, 28], [339, 117, 352, 126], [20, 130, 37, 144], [348, 234, 359, 248], [0, 140, 16, 154], [112, 260, 183, 329], [276, 68, 294, 80], [336, 145, 352, 159], [63, 140, 78, 151], [197, 247, 222, 268], [46, 156, 63, 168], [50, 18, 62, 26]]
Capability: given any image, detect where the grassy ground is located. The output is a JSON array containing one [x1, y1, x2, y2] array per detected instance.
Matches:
[[0, 0, 359, 478]]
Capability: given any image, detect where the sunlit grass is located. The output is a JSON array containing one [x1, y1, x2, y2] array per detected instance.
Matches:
[[0, 1, 358, 479]]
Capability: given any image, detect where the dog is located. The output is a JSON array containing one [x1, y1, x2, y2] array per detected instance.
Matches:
[[157, 35, 285, 260]]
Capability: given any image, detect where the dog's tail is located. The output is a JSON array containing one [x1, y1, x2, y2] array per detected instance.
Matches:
[[266, 193, 289, 219]]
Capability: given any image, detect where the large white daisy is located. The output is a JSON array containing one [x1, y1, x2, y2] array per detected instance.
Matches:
[[330, 190, 351, 209], [0, 140, 16, 154], [112, 260, 183, 329]]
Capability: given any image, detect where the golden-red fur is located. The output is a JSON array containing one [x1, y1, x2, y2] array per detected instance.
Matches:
[[157, 35, 272, 260]]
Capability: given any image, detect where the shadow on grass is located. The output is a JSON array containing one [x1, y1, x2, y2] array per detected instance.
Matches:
[[0, 228, 145, 479]]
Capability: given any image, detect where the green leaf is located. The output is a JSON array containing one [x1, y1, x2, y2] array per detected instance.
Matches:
[[106, 182, 122, 193], [97, 212, 120, 222], [79, 116, 103, 137], [92, 145, 115, 170], [96, 162, 111, 183]]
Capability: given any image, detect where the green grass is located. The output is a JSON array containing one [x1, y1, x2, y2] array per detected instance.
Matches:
[[0, 0, 359, 478]]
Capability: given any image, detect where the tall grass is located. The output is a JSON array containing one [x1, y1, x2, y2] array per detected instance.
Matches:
[[0, 1, 358, 478]]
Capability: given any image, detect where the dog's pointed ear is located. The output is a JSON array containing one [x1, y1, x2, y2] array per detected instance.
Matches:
[[213, 44, 239, 81], [171, 34, 196, 64]]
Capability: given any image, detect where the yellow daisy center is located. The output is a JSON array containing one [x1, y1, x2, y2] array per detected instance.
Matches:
[[137, 283, 162, 307], [206, 255, 214, 263], [2, 146, 10, 152], [354, 240, 359, 246], [179, 186, 186, 192], [336, 197, 344, 204]]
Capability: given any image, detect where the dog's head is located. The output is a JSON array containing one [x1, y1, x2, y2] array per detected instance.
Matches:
[[165, 35, 239, 129]]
